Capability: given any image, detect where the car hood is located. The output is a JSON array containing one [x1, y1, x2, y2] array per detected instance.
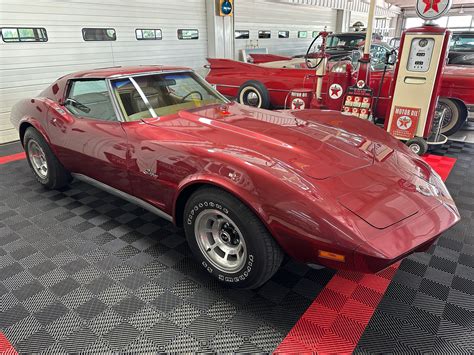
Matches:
[[145, 103, 395, 180]]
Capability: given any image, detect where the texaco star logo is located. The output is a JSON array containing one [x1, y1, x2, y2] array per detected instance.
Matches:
[[416, 0, 451, 20], [396, 116, 412, 130], [291, 98, 305, 110], [357, 80, 365, 88], [329, 84, 343, 99]]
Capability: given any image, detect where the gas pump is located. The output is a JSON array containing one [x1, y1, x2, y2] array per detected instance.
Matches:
[[384, 0, 452, 155]]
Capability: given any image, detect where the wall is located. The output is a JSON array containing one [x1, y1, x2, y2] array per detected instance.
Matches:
[[0, 0, 208, 143], [234, 0, 337, 58]]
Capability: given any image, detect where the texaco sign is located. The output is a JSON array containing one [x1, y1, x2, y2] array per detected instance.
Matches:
[[416, 0, 452, 21]]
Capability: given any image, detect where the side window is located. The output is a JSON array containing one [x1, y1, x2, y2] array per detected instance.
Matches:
[[370, 45, 388, 70], [65, 80, 118, 121]]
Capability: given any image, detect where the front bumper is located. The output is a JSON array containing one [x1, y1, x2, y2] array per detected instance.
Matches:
[[351, 201, 460, 273]]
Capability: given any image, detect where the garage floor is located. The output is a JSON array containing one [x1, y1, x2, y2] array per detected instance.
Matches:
[[0, 141, 473, 353]]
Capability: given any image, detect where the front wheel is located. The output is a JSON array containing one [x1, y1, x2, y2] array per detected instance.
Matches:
[[24, 127, 70, 189], [237, 80, 271, 109], [183, 187, 284, 289]]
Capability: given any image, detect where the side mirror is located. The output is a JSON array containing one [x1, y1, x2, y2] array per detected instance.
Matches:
[[385, 49, 397, 66], [351, 50, 361, 64]]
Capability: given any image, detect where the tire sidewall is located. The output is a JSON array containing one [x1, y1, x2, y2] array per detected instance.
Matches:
[[438, 99, 463, 136], [24, 130, 53, 186], [184, 195, 262, 287], [239, 85, 263, 108]]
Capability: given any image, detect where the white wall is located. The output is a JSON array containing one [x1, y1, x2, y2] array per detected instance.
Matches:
[[0, 0, 208, 143], [234, 0, 337, 57]]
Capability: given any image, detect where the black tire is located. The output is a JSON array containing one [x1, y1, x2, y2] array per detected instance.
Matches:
[[406, 137, 428, 156], [237, 80, 271, 109], [437, 98, 466, 136], [23, 127, 70, 189], [183, 186, 284, 289]]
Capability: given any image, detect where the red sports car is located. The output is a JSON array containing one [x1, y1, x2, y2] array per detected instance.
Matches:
[[206, 45, 474, 136], [11, 66, 460, 288]]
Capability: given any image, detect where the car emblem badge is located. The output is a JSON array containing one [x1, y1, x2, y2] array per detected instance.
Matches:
[[143, 169, 158, 178]]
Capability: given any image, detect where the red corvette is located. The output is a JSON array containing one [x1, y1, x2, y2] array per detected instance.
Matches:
[[11, 66, 459, 288], [206, 47, 474, 136]]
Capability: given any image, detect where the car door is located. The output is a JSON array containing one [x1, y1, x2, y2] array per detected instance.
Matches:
[[47, 79, 132, 193]]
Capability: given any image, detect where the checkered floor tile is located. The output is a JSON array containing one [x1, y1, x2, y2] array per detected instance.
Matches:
[[0, 149, 333, 353], [1, 141, 473, 353]]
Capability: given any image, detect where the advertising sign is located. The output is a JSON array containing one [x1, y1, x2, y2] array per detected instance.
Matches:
[[389, 106, 421, 139]]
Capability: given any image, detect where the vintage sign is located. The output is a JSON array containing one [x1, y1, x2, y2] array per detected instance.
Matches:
[[341, 84, 373, 120], [389, 106, 421, 139], [329, 83, 343, 99], [416, 0, 452, 21], [291, 98, 306, 110]]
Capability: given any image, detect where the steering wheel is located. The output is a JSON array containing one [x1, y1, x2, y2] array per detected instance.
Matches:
[[305, 33, 325, 69], [181, 91, 203, 102]]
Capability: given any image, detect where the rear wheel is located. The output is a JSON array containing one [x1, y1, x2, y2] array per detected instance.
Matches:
[[183, 187, 284, 289], [437, 98, 466, 136], [24, 127, 70, 189], [237, 81, 271, 109]]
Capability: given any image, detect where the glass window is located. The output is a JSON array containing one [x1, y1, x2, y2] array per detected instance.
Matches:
[[82, 28, 116, 41], [258, 30, 271, 39], [450, 33, 474, 51], [111, 72, 227, 121], [178, 29, 199, 40], [235, 30, 250, 39], [65, 80, 117, 121], [326, 34, 365, 48], [312, 31, 320, 38], [1, 27, 47, 42], [278, 31, 289, 39], [447, 15, 472, 28], [298, 31, 307, 38], [404, 17, 424, 29], [136, 29, 162, 40]]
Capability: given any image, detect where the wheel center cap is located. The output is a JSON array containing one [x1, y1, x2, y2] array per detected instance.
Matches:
[[220, 230, 231, 242]]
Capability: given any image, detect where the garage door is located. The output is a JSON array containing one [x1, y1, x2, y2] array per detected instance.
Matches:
[[0, 0, 208, 144], [234, 0, 337, 58]]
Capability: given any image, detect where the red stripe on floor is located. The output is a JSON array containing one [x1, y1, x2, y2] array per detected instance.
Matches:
[[0, 152, 26, 165], [0, 332, 17, 355], [275, 154, 456, 354]]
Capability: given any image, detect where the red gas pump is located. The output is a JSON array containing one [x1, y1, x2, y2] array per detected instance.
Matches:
[[384, 0, 452, 155]]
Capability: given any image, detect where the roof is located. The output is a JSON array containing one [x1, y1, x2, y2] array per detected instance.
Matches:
[[65, 65, 192, 79]]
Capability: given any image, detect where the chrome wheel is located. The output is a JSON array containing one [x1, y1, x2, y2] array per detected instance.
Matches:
[[246, 92, 260, 106], [436, 101, 454, 129], [239, 87, 261, 107], [194, 209, 247, 273], [27, 140, 48, 179]]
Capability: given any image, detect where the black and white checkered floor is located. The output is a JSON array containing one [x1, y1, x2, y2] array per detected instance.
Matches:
[[0, 141, 473, 353]]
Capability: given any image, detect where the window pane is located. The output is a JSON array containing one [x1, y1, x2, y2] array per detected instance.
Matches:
[[404, 17, 423, 29], [298, 31, 307, 38], [1, 27, 47, 42], [178, 29, 199, 40], [235, 30, 249, 39], [65, 80, 117, 121], [136, 29, 162, 40], [82, 28, 116, 41], [447, 15, 472, 28], [278, 31, 289, 38], [258, 30, 271, 39], [112, 72, 226, 120]]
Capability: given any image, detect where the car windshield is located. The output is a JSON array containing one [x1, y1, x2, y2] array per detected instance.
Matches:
[[111, 71, 227, 121], [450, 33, 474, 51], [326, 34, 365, 49]]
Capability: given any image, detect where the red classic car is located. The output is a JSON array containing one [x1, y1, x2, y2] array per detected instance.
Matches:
[[11, 66, 459, 288], [206, 43, 474, 136]]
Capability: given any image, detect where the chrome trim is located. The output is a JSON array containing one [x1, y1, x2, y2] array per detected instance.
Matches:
[[106, 78, 126, 122], [467, 104, 474, 120], [215, 83, 291, 94], [71, 173, 173, 222], [129, 77, 158, 118]]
